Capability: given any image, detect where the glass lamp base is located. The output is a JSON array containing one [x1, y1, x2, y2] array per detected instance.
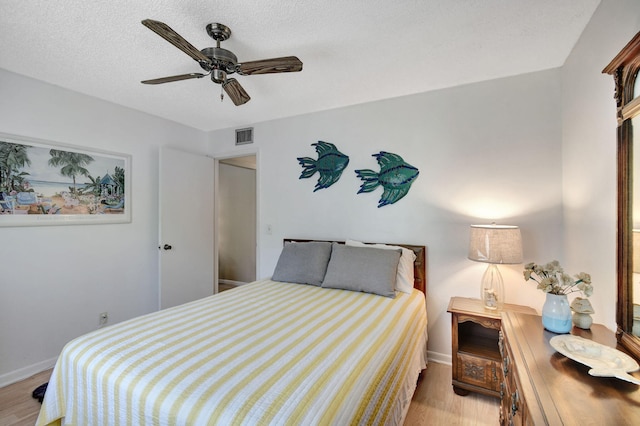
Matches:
[[481, 263, 504, 310]]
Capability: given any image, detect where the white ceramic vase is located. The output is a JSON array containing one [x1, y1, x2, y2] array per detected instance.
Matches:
[[541, 293, 572, 333]]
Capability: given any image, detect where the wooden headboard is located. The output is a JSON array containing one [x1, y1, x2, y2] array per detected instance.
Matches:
[[283, 239, 427, 294]]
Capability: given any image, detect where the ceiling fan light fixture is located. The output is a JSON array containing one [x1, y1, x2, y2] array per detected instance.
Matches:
[[212, 69, 227, 84]]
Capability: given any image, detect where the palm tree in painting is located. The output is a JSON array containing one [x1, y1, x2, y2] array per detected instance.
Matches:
[[48, 149, 94, 194], [80, 174, 102, 196], [113, 166, 125, 196], [0, 142, 31, 193]]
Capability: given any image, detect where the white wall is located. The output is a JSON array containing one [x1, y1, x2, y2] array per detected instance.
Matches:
[[562, 0, 640, 331], [0, 69, 207, 385], [209, 69, 564, 361]]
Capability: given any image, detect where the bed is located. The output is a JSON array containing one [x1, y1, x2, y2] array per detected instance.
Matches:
[[37, 239, 428, 426]]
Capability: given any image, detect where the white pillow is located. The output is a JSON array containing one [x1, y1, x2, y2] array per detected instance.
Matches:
[[345, 240, 416, 294]]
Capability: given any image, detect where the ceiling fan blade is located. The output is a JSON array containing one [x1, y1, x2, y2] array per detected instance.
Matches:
[[142, 19, 211, 65], [237, 56, 303, 75], [141, 73, 208, 85], [223, 78, 251, 106]]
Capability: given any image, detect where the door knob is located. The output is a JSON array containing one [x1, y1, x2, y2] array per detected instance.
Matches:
[[163, 244, 172, 250]]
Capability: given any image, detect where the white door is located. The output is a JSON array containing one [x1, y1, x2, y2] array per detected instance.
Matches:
[[159, 147, 214, 309]]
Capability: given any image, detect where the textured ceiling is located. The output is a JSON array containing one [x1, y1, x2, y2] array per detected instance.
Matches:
[[0, 0, 600, 132]]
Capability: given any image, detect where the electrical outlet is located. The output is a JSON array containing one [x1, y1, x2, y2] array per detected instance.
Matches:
[[99, 312, 108, 327]]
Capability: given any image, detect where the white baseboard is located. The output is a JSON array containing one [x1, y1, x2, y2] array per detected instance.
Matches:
[[0, 356, 57, 388], [427, 350, 452, 365], [219, 279, 249, 286]]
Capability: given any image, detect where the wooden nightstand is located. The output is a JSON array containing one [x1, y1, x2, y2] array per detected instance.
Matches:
[[447, 297, 536, 397]]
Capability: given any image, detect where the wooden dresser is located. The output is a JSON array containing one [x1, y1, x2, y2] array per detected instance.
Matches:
[[500, 311, 640, 425]]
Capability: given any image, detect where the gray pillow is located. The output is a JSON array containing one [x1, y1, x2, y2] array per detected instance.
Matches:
[[321, 242, 401, 298], [272, 241, 332, 286]]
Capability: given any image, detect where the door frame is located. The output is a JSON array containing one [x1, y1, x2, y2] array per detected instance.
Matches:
[[213, 148, 260, 293]]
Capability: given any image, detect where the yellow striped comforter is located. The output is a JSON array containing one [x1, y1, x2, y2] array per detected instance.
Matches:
[[37, 279, 428, 426]]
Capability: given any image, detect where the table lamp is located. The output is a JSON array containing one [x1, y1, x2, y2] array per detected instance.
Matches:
[[468, 223, 523, 310]]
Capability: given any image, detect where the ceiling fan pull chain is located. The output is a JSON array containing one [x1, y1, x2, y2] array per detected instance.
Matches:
[[220, 85, 224, 102]]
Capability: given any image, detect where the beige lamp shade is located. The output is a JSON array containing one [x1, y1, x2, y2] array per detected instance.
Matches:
[[468, 224, 523, 265]]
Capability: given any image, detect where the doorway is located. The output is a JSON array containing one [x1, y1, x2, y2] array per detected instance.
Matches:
[[216, 154, 257, 292]]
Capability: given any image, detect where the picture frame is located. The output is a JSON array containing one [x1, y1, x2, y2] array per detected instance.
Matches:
[[0, 132, 131, 226]]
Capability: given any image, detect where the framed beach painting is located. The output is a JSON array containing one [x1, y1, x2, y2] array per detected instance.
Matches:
[[0, 133, 131, 226]]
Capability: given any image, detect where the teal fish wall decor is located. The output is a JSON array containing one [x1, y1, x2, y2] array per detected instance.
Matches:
[[355, 151, 419, 207], [297, 141, 350, 192]]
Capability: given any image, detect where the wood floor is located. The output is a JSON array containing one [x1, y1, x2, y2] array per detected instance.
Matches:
[[0, 368, 51, 426], [0, 362, 498, 426], [218, 282, 237, 292], [404, 363, 499, 425]]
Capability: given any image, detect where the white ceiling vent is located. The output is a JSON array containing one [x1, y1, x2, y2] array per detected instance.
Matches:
[[235, 127, 254, 145]]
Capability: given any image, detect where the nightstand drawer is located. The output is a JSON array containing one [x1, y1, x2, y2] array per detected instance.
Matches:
[[456, 352, 501, 392]]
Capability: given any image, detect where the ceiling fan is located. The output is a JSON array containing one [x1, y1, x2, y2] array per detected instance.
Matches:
[[140, 19, 303, 106]]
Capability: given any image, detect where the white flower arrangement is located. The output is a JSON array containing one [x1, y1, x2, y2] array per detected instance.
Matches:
[[523, 260, 593, 296]]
